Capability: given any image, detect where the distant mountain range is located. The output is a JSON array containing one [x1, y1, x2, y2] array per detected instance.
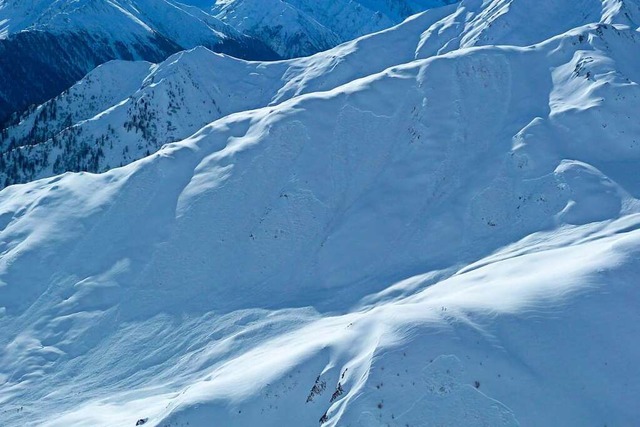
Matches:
[[210, 0, 458, 57]]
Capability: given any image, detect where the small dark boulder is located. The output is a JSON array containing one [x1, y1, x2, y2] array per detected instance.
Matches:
[[136, 418, 148, 426]]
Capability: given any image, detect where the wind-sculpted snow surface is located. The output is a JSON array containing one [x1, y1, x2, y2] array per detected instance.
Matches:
[[2, 0, 640, 426]]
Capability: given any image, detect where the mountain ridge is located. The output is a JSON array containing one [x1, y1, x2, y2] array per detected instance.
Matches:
[[3, 0, 640, 188], [0, 0, 463, 124], [0, 0, 278, 125]]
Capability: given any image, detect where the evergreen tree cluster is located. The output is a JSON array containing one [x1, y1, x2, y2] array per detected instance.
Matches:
[[0, 89, 175, 189]]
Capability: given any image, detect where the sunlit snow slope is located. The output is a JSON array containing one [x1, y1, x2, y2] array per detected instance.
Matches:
[[2, 0, 640, 426]]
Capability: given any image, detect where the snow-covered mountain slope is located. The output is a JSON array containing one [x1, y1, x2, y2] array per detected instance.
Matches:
[[2, 0, 640, 425], [0, 0, 464, 124], [415, 0, 640, 56], [211, 0, 458, 57], [0, 7, 472, 187], [5, 0, 640, 188], [0, 0, 277, 125]]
